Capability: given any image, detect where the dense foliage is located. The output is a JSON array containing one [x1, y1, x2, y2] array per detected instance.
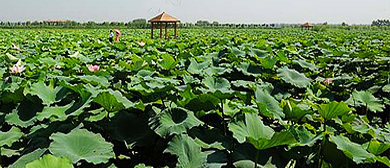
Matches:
[[1, 20, 389, 30], [0, 28, 389, 168]]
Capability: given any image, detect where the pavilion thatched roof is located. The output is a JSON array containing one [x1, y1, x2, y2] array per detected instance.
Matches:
[[301, 22, 313, 27], [148, 12, 180, 23]]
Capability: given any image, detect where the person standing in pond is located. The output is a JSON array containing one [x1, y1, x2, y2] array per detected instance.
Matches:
[[108, 29, 114, 44], [114, 29, 121, 42]]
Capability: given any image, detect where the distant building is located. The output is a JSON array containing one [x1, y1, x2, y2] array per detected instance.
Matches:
[[148, 12, 180, 39], [45, 20, 71, 26], [301, 22, 313, 29]]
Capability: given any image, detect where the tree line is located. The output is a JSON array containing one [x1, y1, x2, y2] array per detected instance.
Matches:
[[0, 19, 389, 30], [0, 19, 150, 29], [372, 19, 390, 27], [0, 19, 282, 29]]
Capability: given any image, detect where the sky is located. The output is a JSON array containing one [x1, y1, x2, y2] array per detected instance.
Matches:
[[0, 0, 389, 24]]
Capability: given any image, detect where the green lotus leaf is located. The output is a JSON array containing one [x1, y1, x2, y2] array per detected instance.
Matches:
[[136, 69, 155, 77], [106, 111, 156, 148], [128, 83, 154, 96], [149, 107, 202, 138], [375, 156, 390, 167], [228, 113, 274, 143], [93, 89, 135, 112], [0, 68, 6, 79], [26, 154, 73, 168], [329, 135, 375, 164], [0, 127, 23, 147], [294, 126, 323, 147], [164, 134, 206, 168], [281, 99, 313, 121], [202, 76, 232, 93], [77, 75, 109, 87], [256, 82, 274, 94], [305, 85, 330, 102], [231, 80, 256, 90], [187, 58, 211, 75], [315, 101, 353, 121], [352, 90, 384, 113], [119, 55, 145, 71], [189, 127, 230, 150], [39, 57, 58, 67], [203, 66, 232, 76], [255, 86, 284, 119], [223, 100, 241, 118], [183, 74, 201, 84], [367, 140, 390, 155], [149, 77, 180, 85], [85, 108, 107, 122], [2, 76, 23, 94], [236, 62, 262, 77], [177, 85, 197, 106], [5, 110, 36, 128], [179, 85, 197, 99], [277, 67, 311, 88], [159, 54, 176, 70], [113, 42, 126, 51], [59, 82, 97, 116], [233, 155, 277, 168], [134, 163, 153, 168], [293, 60, 318, 71], [346, 116, 372, 134], [203, 150, 228, 168], [36, 102, 74, 122], [183, 94, 220, 112], [59, 81, 98, 99], [1, 147, 22, 157], [24, 81, 63, 105], [8, 149, 47, 168], [259, 55, 277, 69], [383, 84, 390, 93], [231, 47, 245, 57], [249, 48, 268, 57], [145, 79, 167, 89], [384, 97, 390, 106], [246, 131, 297, 150], [49, 127, 115, 164]]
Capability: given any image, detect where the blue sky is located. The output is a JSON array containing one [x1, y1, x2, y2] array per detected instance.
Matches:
[[0, 0, 389, 24]]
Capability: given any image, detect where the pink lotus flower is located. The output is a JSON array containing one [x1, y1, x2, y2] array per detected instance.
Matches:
[[137, 41, 146, 47], [324, 78, 331, 84], [87, 65, 100, 72], [10, 64, 25, 74]]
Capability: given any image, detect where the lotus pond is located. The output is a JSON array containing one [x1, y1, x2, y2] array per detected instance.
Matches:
[[0, 28, 390, 168]]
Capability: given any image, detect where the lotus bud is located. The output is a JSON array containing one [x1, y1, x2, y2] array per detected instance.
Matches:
[[137, 41, 146, 47], [324, 78, 331, 84], [87, 65, 100, 72]]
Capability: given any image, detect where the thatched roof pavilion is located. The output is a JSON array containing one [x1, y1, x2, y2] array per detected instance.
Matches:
[[148, 12, 180, 39], [301, 22, 313, 29]]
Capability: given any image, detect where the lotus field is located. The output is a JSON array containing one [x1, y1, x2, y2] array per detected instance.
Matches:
[[0, 29, 390, 168]]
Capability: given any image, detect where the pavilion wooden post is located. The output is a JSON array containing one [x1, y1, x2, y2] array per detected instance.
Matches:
[[165, 22, 168, 39], [174, 22, 177, 38], [151, 22, 154, 39], [159, 23, 163, 38]]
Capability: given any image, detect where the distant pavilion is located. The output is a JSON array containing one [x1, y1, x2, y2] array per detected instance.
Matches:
[[301, 22, 314, 30], [148, 12, 180, 39]]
